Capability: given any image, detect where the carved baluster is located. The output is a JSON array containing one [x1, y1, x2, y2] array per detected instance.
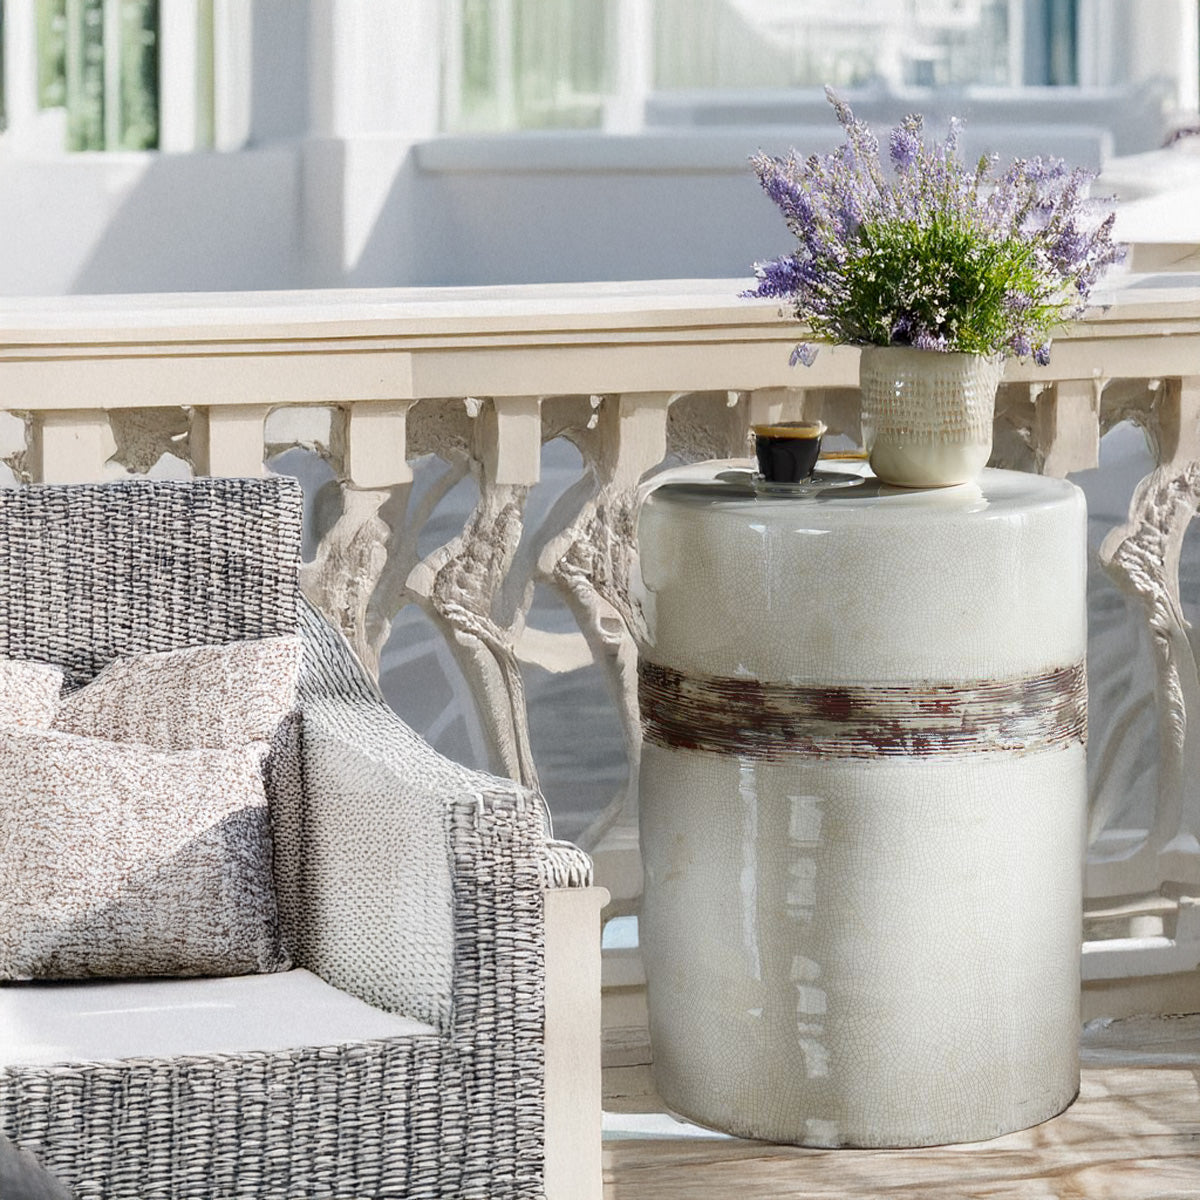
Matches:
[[751, 385, 862, 439], [791, 387, 864, 449], [535, 393, 670, 863], [343, 400, 415, 489], [1098, 376, 1200, 890], [666, 390, 750, 462], [1035, 378, 1103, 477], [107, 407, 191, 475], [337, 397, 476, 679], [746, 387, 806, 430], [190, 404, 270, 478], [407, 396, 541, 787], [481, 394, 542, 485], [27, 410, 115, 483], [990, 382, 1040, 472], [302, 487, 396, 673], [300, 402, 414, 672]]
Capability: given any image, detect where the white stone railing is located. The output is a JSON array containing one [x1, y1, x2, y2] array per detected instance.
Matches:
[[1, 274, 1199, 1000]]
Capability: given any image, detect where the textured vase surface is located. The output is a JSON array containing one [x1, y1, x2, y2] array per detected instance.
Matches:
[[859, 345, 1004, 488], [635, 465, 1087, 1148]]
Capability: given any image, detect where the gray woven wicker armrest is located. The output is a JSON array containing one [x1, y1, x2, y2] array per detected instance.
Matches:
[[289, 598, 591, 1032], [290, 691, 512, 1029]]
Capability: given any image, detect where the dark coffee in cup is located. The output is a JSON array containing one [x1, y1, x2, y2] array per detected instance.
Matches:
[[752, 421, 826, 483]]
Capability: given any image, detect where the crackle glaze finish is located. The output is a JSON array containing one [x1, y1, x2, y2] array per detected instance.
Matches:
[[635, 465, 1088, 1148]]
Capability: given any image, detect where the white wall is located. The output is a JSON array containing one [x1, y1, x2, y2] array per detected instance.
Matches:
[[0, 119, 1150, 296], [395, 121, 1114, 288], [0, 132, 854, 294], [0, 148, 303, 295]]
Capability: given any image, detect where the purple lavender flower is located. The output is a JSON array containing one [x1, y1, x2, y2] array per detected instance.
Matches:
[[745, 88, 1125, 366], [824, 85, 855, 132], [824, 84, 879, 158], [912, 328, 950, 352], [742, 255, 804, 300], [889, 120, 921, 173], [942, 116, 963, 159], [1050, 223, 1090, 273]]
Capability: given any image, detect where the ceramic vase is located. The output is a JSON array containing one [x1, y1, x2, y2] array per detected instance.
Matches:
[[858, 345, 1005, 488]]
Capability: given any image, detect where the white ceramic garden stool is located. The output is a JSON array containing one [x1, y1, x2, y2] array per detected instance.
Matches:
[[634, 464, 1088, 1148]]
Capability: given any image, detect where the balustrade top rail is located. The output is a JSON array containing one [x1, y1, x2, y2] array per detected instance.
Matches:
[[0, 274, 1197, 408]]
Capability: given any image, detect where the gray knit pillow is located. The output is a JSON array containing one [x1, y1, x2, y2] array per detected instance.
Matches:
[[54, 637, 303, 749], [0, 726, 290, 980], [0, 637, 302, 981], [0, 660, 62, 729]]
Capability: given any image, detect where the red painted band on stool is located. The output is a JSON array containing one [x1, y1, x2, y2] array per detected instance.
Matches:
[[638, 659, 1087, 760]]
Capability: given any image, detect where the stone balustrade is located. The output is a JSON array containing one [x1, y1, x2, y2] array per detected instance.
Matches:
[[1, 274, 1198, 1004]]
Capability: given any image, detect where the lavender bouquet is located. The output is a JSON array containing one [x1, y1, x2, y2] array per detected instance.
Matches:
[[747, 89, 1124, 367]]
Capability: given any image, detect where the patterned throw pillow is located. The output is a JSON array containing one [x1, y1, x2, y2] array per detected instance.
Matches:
[[0, 727, 289, 980], [0, 659, 63, 729], [54, 637, 303, 749], [0, 636, 302, 981]]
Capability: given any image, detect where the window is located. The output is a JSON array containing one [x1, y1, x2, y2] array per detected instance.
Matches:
[[442, 0, 614, 132], [438, 0, 1188, 135], [653, 0, 1013, 92], [28, 0, 164, 150]]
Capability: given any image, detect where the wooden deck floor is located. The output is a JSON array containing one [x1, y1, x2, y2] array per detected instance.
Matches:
[[602, 1015, 1200, 1199]]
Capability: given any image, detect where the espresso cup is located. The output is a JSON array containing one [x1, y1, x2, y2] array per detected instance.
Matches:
[[752, 421, 827, 483]]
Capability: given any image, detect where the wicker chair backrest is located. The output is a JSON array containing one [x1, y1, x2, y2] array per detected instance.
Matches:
[[0, 477, 303, 690]]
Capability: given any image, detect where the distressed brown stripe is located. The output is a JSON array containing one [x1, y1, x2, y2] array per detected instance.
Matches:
[[639, 660, 1087, 760]]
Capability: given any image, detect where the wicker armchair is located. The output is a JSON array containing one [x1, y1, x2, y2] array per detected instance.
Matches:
[[0, 477, 596, 1200]]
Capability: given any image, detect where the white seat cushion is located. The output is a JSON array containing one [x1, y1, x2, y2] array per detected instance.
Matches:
[[0, 969, 434, 1066]]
